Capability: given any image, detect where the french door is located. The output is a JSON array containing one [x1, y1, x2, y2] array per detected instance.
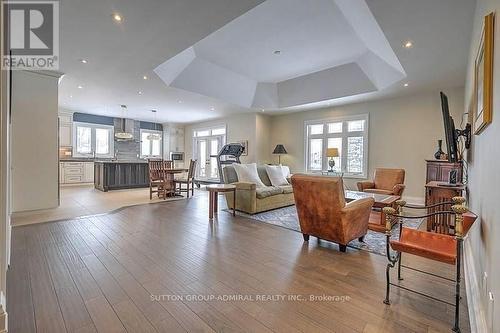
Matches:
[[194, 135, 225, 181]]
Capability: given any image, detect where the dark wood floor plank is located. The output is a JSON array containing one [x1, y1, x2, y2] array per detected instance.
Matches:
[[7, 194, 470, 333], [6, 228, 36, 333]]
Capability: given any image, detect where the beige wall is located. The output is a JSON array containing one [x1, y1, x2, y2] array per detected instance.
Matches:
[[463, 1, 500, 331], [255, 113, 272, 164], [11, 71, 61, 212], [184, 113, 258, 164], [269, 87, 465, 202]]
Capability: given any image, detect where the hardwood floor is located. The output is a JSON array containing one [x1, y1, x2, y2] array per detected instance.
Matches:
[[7, 194, 470, 332]]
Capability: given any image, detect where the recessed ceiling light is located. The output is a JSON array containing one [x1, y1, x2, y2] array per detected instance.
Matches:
[[403, 40, 413, 48], [112, 13, 123, 22], [404, 83, 409, 87], [79, 59, 87, 64], [138, 91, 143, 95], [77, 85, 83, 89], [143, 75, 148, 80], [273, 50, 281, 55], [210, 107, 215, 111], [177, 100, 182, 103], [69, 95, 73, 98], [261, 109, 265, 112]]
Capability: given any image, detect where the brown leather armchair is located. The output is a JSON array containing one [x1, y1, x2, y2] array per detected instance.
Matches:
[[357, 168, 405, 196], [291, 174, 375, 252]]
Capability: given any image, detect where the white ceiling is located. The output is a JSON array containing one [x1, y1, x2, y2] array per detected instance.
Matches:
[[155, 0, 408, 109], [58, 0, 476, 123]]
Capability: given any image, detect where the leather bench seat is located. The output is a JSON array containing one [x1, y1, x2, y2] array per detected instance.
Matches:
[[390, 228, 457, 265]]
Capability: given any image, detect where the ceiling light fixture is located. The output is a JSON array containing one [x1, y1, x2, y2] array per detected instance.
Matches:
[[404, 83, 409, 87], [273, 50, 281, 55], [115, 105, 134, 140], [177, 100, 182, 103], [261, 109, 265, 112], [210, 107, 215, 111], [69, 95, 73, 98], [143, 75, 148, 80], [79, 59, 87, 64], [403, 40, 413, 49], [147, 110, 161, 140], [112, 13, 123, 22], [77, 85, 83, 89], [138, 91, 143, 95]]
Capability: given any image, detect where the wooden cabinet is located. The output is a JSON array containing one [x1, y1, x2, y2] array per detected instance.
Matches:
[[425, 181, 465, 233], [426, 160, 463, 183], [60, 161, 94, 184], [58, 112, 73, 147]]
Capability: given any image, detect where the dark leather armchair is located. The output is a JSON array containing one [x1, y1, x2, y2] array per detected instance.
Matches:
[[291, 174, 374, 252], [357, 168, 405, 196]]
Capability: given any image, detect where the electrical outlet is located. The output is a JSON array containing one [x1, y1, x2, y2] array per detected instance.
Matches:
[[488, 292, 494, 332]]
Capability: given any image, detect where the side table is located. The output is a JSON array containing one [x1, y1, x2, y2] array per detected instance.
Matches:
[[207, 184, 236, 219]]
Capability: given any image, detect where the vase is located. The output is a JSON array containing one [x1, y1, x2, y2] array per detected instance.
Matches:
[[434, 140, 444, 159]]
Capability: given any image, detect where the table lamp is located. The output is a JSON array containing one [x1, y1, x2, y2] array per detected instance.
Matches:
[[326, 148, 339, 172], [272, 144, 287, 164]]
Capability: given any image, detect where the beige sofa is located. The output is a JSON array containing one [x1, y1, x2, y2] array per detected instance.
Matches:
[[222, 165, 295, 214]]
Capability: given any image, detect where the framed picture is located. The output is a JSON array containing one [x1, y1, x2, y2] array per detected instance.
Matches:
[[237, 140, 248, 156], [473, 12, 494, 135]]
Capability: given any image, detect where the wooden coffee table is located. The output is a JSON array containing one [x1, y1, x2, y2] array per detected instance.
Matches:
[[206, 184, 236, 220], [345, 190, 400, 232]]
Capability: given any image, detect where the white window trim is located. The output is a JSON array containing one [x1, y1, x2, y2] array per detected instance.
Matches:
[[304, 114, 369, 179], [140, 129, 163, 159], [73, 122, 114, 158], [192, 124, 227, 157]]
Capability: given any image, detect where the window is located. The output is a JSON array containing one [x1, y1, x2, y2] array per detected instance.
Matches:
[[194, 127, 226, 137], [305, 114, 369, 177], [140, 129, 162, 158], [73, 122, 114, 158]]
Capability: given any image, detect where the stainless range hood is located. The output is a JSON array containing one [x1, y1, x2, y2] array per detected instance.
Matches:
[[115, 118, 134, 140], [115, 105, 134, 141]]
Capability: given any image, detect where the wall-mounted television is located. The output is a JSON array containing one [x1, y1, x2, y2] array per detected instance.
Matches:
[[439, 92, 471, 163]]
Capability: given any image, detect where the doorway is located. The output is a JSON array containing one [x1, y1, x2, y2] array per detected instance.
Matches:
[[193, 126, 226, 182]]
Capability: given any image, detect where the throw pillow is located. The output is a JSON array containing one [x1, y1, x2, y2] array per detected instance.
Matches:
[[265, 165, 289, 187], [232, 163, 266, 187], [281, 165, 291, 178]]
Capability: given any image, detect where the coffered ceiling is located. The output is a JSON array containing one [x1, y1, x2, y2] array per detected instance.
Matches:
[[58, 0, 475, 123]]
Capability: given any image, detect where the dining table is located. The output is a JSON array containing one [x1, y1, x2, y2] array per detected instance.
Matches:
[[161, 168, 189, 196]]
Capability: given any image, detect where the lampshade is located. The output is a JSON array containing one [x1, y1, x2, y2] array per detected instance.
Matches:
[[272, 144, 288, 154], [326, 148, 339, 157]]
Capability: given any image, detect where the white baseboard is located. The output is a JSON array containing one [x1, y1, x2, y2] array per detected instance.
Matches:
[[402, 196, 425, 206], [464, 238, 488, 333]]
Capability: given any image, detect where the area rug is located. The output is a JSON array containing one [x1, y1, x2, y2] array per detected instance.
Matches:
[[231, 206, 423, 256]]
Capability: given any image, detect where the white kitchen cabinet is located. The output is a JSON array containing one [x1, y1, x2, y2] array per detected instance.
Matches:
[[59, 122, 72, 147], [83, 162, 94, 183], [59, 111, 73, 147], [59, 162, 64, 183], [60, 161, 94, 185]]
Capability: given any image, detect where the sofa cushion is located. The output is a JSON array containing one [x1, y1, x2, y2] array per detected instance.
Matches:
[[233, 163, 266, 187], [256, 186, 283, 199], [265, 165, 289, 186], [257, 166, 272, 186], [279, 185, 293, 194]]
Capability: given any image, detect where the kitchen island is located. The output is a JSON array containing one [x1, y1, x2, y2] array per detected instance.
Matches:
[[94, 161, 149, 192]]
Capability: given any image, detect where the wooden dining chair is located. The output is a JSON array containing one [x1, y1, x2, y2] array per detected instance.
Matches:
[[382, 197, 477, 333], [148, 160, 173, 200], [174, 159, 197, 198]]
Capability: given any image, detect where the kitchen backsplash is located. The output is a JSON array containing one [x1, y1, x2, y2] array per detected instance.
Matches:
[[114, 118, 141, 161]]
